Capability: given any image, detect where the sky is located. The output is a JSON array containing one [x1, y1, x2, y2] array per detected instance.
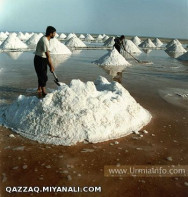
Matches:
[[0, 0, 188, 39]]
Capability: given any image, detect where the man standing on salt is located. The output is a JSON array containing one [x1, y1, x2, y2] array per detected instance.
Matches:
[[114, 35, 125, 53], [34, 26, 56, 97]]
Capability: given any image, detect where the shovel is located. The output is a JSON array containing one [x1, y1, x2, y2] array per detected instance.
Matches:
[[52, 72, 61, 86], [122, 46, 153, 65]]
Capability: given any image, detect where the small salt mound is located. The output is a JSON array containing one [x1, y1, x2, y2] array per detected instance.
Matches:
[[38, 33, 44, 37], [139, 39, 156, 48], [165, 43, 186, 53], [79, 34, 85, 39], [9, 32, 17, 37], [59, 33, 67, 39], [66, 33, 77, 40], [26, 34, 42, 45], [0, 32, 8, 40], [177, 51, 188, 61], [0, 34, 28, 50], [103, 35, 109, 41], [94, 48, 130, 66], [85, 34, 95, 41], [17, 32, 27, 41], [131, 36, 141, 46], [153, 38, 163, 47], [65, 37, 86, 47], [25, 32, 32, 40], [49, 38, 72, 55], [96, 35, 103, 41], [124, 40, 142, 54], [0, 76, 152, 145], [166, 39, 181, 48], [5, 31, 9, 35], [55, 33, 59, 38], [103, 37, 115, 46]]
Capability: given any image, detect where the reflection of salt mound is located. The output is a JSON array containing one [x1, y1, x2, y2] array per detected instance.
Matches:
[[165, 43, 186, 53], [49, 38, 72, 54], [159, 88, 188, 109], [177, 51, 188, 61], [166, 39, 181, 48], [6, 52, 23, 60], [103, 37, 115, 46], [124, 40, 142, 54], [153, 38, 163, 47], [65, 37, 86, 47], [139, 39, 156, 48], [26, 34, 42, 45], [0, 76, 152, 145], [85, 34, 95, 41], [79, 34, 85, 39], [0, 35, 28, 50], [0, 32, 8, 40], [51, 54, 71, 67], [131, 36, 141, 46], [66, 33, 77, 40], [59, 33, 67, 39], [94, 48, 130, 66], [142, 49, 152, 54], [102, 65, 125, 78]]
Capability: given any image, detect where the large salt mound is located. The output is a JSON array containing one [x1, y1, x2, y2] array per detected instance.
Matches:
[[177, 51, 188, 61], [131, 36, 141, 46], [94, 48, 130, 66], [166, 39, 181, 48], [49, 38, 72, 54], [66, 33, 77, 40], [65, 37, 86, 47], [165, 43, 186, 53], [124, 40, 142, 54], [103, 37, 115, 46], [139, 39, 156, 48], [26, 34, 42, 45], [0, 34, 28, 50], [0, 32, 8, 40], [0, 76, 152, 146], [153, 38, 163, 47], [103, 35, 109, 41]]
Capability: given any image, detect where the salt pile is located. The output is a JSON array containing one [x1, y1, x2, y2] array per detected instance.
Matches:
[[0, 34, 28, 50], [0, 32, 8, 40], [96, 35, 103, 41], [139, 39, 156, 48], [124, 40, 142, 54], [49, 38, 72, 54], [26, 34, 42, 45], [94, 48, 130, 66], [85, 34, 95, 41], [103, 37, 115, 46], [65, 37, 86, 47], [177, 51, 188, 61], [166, 39, 181, 48], [66, 33, 77, 40], [55, 33, 59, 38], [0, 76, 152, 145], [17, 32, 28, 41], [153, 38, 163, 47], [79, 34, 85, 39], [59, 33, 67, 39], [132, 36, 141, 46], [103, 35, 109, 41], [165, 43, 186, 53]]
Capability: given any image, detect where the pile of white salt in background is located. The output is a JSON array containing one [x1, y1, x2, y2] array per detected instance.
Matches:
[[94, 48, 130, 66], [65, 37, 86, 47], [0, 76, 152, 146]]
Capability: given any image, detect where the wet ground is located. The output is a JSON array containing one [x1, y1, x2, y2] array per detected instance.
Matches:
[[0, 46, 188, 197]]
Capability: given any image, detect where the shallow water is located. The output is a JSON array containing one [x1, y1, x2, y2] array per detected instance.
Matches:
[[0, 46, 187, 109]]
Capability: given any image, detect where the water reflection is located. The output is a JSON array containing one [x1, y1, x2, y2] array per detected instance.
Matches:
[[165, 51, 185, 59], [101, 65, 125, 84], [50, 54, 71, 67], [6, 52, 23, 60], [142, 49, 152, 54]]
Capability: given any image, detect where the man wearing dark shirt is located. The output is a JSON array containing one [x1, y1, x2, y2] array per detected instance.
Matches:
[[114, 35, 125, 53]]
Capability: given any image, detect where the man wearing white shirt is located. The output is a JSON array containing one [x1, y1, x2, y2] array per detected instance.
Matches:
[[34, 26, 56, 96]]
